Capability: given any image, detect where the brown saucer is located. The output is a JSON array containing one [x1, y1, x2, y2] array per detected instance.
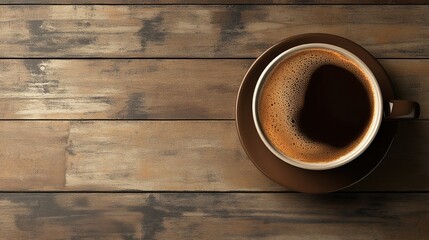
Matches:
[[236, 33, 398, 193]]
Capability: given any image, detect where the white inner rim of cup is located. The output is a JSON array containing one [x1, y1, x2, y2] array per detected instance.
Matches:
[[252, 43, 383, 170]]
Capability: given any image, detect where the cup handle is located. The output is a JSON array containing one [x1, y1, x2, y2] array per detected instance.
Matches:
[[384, 100, 420, 119]]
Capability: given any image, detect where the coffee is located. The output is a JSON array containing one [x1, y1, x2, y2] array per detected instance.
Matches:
[[258, 48, 375, 163]]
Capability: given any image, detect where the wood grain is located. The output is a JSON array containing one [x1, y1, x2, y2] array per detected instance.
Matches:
[[1, 0, 425, 4], [0, 5, 428, 58], [0, 193, 427, 239], [0, 2, 426, 239], [0, 121, 68, 190], [0, 59, 427, 119], [64, 121, 281, 191], [0, 120, 427, 191], [0, 59, 245, 119]]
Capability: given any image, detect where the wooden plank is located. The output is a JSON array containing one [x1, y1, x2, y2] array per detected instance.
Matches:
[[0, 121, 68, 190], [0, 59, 427, 119], [64, 121, 281, 191], [64, 121, 429, 192], [0, 121, 427, 191], [0, 59, 245, 119], [0, 193, 427, 239], [0, 5, 427, 58], [1, 0, 425, 4]]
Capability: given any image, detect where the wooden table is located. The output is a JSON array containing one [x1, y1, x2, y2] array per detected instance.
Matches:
[[0, 1, 428, 239]]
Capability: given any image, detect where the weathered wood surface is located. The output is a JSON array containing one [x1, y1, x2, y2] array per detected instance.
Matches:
[[0, 121, 426, 191], [0, 121, 67, 190], [0, 1, 427, 239], [1, 0, 425, 4], [0, 193, 428, 239], [0, 59, 426, 119], [0, 59, 245, 119], [0, 121, 280, 191], [0, 5, 428, 58]]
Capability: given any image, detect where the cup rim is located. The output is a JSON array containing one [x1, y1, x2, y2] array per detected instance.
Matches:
[[252, 43, 383, 170]]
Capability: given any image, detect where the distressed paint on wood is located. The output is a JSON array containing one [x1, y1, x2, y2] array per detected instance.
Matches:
[[0, 193, 428, 239], [0, 59, 426, 119], [0, 5, 428, 58]]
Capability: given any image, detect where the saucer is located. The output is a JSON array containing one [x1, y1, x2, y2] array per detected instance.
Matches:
[[236, 33, 398, 193]]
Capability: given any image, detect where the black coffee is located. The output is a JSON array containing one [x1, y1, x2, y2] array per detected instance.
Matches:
[[298, 64, 372, 148], [258, 48, 375, 163]]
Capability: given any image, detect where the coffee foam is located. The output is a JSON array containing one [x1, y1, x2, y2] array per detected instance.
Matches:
[[258, 48, 375, 163]]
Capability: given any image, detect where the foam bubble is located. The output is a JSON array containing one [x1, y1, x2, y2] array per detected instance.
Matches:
[[258, 48, 375, 163]]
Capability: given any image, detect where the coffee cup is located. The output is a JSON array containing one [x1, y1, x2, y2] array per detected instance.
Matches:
[[252, 43, 419, 170]]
